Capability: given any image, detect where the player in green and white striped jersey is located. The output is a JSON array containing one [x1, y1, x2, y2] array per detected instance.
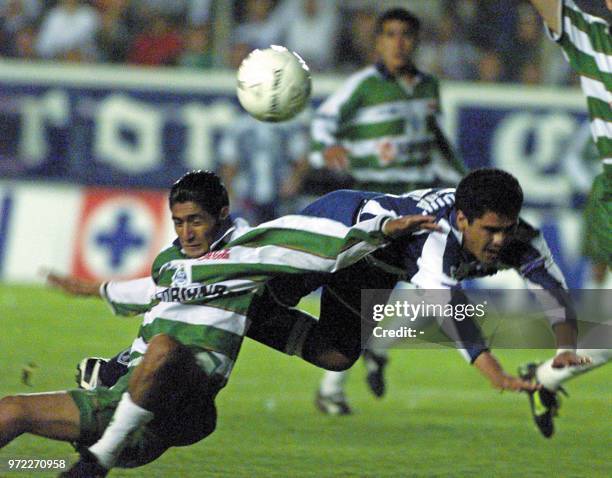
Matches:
[[310, 7, 467, 195], [0, 171, 438, 476], [533, 0, 611, 267], [311, 7, 468, 413], [523, 0, 611, 438]]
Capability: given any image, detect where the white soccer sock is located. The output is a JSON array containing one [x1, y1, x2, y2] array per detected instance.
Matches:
[[319, 370, 349, 396], [536, 349, 611, 391], [89, 392, 154, 469]]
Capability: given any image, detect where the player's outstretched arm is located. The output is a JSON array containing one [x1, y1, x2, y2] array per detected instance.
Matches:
[[474, 351, 540, 392], [382, 215, 442, 238], [44, 270, 102, 297], [528, 0, 561, 34]]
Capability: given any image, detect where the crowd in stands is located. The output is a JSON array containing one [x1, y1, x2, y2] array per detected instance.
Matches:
[[0, 0, 575, 85]]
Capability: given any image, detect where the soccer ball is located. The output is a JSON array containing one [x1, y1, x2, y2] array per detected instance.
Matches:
[[236, 45, 312, 122]]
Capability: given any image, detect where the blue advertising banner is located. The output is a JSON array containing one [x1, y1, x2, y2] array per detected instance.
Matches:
[[0, 62, 322, 189], [0, 62, 600, 286], [0, 83, 240, 188]]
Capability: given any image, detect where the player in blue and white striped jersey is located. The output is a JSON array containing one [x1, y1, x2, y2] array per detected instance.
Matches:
[[265, 168, 590, 414], [57, 170, 589, 416]]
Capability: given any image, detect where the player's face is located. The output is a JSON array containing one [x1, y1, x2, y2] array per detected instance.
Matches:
[[376, 20, 418, 74], [171, 201, 222, 258], [457, 211, 518, 264]]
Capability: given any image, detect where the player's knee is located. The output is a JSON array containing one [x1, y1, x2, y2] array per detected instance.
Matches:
[[0, 395, 27, 432], [313, 350, 358, 371], [327, 353, 358, 371]]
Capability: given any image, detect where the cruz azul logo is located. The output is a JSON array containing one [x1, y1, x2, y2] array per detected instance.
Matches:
[[73, 189, 166, 280]]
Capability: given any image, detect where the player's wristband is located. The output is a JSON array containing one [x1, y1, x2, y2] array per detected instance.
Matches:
[[380, 217, 392, 238]]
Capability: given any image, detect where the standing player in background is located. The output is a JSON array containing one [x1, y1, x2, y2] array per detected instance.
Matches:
[[521, 0, 611, 438], [309, 7, 468, 414]]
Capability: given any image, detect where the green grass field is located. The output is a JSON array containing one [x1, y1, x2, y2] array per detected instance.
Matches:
[[0, 285, 609, 477]]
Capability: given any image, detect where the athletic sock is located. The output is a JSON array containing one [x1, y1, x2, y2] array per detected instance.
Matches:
[[363, 350, 388, 373], [319, 370, 349, 396], [536, 349, 611, 391], [89, 392, 154, 469]]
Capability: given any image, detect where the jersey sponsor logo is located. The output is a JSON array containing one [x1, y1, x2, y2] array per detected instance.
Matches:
[[199, 249, 231, 261], [73, 189, 167, 280], [155, 283, 228, 303]]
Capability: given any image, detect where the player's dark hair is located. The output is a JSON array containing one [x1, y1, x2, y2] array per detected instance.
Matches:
[[455, 168, 523, 222], [375, 8, 421, 36], [169, 170, 229, 217]]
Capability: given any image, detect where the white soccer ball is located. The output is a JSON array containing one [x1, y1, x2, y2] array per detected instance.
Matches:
[[236, 45, 312, 122]]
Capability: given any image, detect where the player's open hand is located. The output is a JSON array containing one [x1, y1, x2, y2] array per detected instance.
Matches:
[[382, 215, 442, 238], [492, 372, 541, 393], [42, 269, 102, 297], [552, 351, 592, 368]]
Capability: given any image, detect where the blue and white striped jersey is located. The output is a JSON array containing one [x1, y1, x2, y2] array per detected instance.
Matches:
[[303, 188, 568, 293], [300, 188, 574, 361]]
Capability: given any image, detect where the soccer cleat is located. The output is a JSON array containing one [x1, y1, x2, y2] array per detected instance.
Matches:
[[315, 391, 352, 416], [363, 350, 388, 398], [76, 357, 109, 390], [518, 362, 568, 438], [59, 450, 109, 478]]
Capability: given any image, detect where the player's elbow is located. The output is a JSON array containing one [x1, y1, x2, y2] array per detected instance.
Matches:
[[0, 395, 27, 435]]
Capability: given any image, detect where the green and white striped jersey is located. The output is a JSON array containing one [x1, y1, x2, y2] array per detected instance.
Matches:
[[108, 214, 392, 386], [546, 0, 612, 184], [310, 63, 462, 193]]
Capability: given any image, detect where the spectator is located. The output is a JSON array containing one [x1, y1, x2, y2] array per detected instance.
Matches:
[[233, 0, 284, 50], [435, 14, 479, 81], [465, 0, 518, 53], [12, 22, 37, 59], [518, 62, 544, 85], [506, 4, 543, 83], [477, 49, 505, 83], [0, 0, 41, 57], [336, 6, 377, 70], [179, 23, 214, 69], [228, 40, 252, 69], [279, 0, 339, 72], [127, 14, 183, 66], [187, 0, 213, 26], [35, 0, 101, 62], [131, 0, 187, 23], [96, 0, 132, 63]]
